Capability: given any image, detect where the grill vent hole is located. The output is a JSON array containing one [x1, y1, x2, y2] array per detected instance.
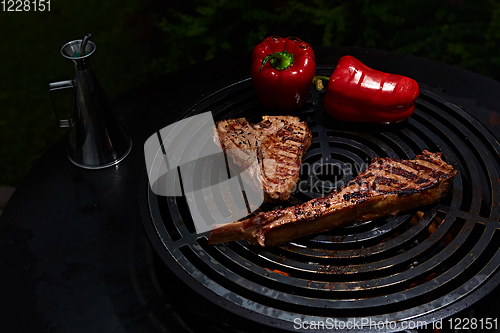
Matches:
[[405, 119, 439, 153], [314, 164, 344, 183], [392, 129, 424, 157], [404, 214, 465, 272], [309, 142, 321, 150], [328, 142, 372, 168], [157, 196, 182, 241], [327, 131, 389, 158], [459, 173, 473, 213], [177, 197, 197, 234], [480, 198, 492, 218]]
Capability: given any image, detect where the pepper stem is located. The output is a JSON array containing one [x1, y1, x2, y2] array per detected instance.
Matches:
[[260, 50, 294, 71], [312, 75, 330, 90]]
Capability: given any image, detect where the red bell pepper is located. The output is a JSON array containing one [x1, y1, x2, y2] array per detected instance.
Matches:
[[322, 55, 420, 124], [251, 36, 316, 112]]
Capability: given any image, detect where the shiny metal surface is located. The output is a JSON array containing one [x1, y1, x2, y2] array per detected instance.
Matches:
[[50, 38, 132, 169], [79, 34, 91, 58]]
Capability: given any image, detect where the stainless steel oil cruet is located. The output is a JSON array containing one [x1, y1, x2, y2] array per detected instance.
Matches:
[[49, 34, 132, 169]]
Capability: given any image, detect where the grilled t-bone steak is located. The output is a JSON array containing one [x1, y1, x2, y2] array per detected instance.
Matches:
[[216, 115, 312, 202], [208, 150, 457, 247]]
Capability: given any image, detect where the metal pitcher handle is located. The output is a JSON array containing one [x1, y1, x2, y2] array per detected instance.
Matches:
[[49, 80, 74, 128]]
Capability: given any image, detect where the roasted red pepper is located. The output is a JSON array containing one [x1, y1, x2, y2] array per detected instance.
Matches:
[[251, 36, 316, 112], [323, 55, 420, 124]]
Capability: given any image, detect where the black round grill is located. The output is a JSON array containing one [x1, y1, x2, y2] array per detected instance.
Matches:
[[143, 68, 500, 331]]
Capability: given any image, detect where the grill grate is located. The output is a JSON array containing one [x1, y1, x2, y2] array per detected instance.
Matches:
[[143, 69, 500, 331]]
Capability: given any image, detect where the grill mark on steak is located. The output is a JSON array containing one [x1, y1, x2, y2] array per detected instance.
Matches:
[[343, 190, 372, 201], [390, 167, 417, 179], [400, 160, 433, 172], [208, 150, 457, 247], [216, 116, 312, 202], [374, 176, 399, 186], [397, 188, 419, 196]]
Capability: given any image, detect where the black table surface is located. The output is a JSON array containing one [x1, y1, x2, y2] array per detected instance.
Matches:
[[2, 46, 500, 333]]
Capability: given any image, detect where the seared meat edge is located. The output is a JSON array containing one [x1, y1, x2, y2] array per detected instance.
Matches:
[[208, 150, 457, 247]]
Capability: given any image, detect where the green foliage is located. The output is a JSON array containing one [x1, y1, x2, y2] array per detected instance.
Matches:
[[156, 0, 500, 80], [155, 0, 349, 72]]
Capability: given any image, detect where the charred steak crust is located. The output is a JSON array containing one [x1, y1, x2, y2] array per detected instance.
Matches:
[[215, 116, 312, 202], [208, 150, 457, 247]]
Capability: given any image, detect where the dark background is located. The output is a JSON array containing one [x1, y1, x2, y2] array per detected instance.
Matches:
[[1, 0, 499, 188]]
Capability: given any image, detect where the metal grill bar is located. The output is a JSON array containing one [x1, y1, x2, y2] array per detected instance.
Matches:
[[144, 71, 500, 331]]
